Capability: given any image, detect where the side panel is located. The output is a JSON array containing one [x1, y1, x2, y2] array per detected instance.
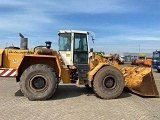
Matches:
[[0, 49, 4, 67], [16, 53, 71, 83], [0, 49, 23, 77], [52, 51, 71, 83], [59, 51, 73, 65], [17, 56, 60, 78], [3, 49, 26, 68], [88, 63, 108, 81]]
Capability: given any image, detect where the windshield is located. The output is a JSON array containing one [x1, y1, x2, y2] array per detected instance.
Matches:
[[153, 52, 160, 58], [59, 33, 71, 51]]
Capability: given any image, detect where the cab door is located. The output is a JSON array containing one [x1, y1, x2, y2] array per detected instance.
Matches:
[[73, 33, 88, 64]]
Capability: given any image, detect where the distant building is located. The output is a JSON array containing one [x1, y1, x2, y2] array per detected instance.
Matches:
[[123, 52, 152, 62]]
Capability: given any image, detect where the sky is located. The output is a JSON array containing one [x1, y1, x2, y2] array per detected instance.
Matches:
[[0, 0, 160, 54]]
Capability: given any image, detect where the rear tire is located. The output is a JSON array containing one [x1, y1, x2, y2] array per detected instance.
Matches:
[[93, 66, 124, 99], [157, 69, 160, 73], [20, 64, 57, 101]]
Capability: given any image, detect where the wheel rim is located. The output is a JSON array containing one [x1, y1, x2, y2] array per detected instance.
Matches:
[[103, 76, 116, 89], [29, 75, 48, 92]]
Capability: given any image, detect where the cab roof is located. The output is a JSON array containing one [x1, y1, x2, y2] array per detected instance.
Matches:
[[58, 30, 89, 34]]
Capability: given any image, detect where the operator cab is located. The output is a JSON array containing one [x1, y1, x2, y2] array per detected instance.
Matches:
[[152, 50, 160, 72], [58, 30, 90, 65]]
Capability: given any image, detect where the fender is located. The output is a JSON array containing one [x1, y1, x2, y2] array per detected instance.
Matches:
[[87, 63, 108, 81]]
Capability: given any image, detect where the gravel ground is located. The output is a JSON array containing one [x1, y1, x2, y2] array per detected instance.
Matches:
[[0, 67, 160, 120]]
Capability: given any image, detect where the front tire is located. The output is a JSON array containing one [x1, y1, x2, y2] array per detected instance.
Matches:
[[20, 64, 57, 101], [93, 66, 124, 99]]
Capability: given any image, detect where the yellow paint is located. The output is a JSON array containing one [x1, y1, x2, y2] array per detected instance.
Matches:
[[1, 47, 158, 97], [0, 49, 4, 67], [3, 49, 28, 68], [120, 65, 159, 96], [60, 67, 71, 83], [66, 54, 70, 57], [52, 51, 71, 83], [88, 63, 107, 81], [120, 66, 151, 87], [139, 53, 146, 57], [88, 53, 120, 81], [2, 48, 71, 83]]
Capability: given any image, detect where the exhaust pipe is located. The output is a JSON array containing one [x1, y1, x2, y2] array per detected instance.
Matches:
[[19, 33, 28, 50]]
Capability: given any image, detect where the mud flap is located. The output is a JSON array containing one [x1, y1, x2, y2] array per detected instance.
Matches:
[[120, 66, 159, 97]]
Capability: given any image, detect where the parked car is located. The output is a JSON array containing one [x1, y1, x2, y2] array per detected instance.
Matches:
[[118, 55, 125, 64]]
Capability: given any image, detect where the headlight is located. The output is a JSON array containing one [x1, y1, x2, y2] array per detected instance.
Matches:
[[153, 60, 157, 62]]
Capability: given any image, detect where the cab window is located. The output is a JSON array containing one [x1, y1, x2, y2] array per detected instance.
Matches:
[[59, 33, 71, 51], [74, 33, 88, 51]]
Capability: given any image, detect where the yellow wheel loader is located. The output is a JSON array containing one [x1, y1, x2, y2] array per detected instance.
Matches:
[[0, 30, 159, 100]]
